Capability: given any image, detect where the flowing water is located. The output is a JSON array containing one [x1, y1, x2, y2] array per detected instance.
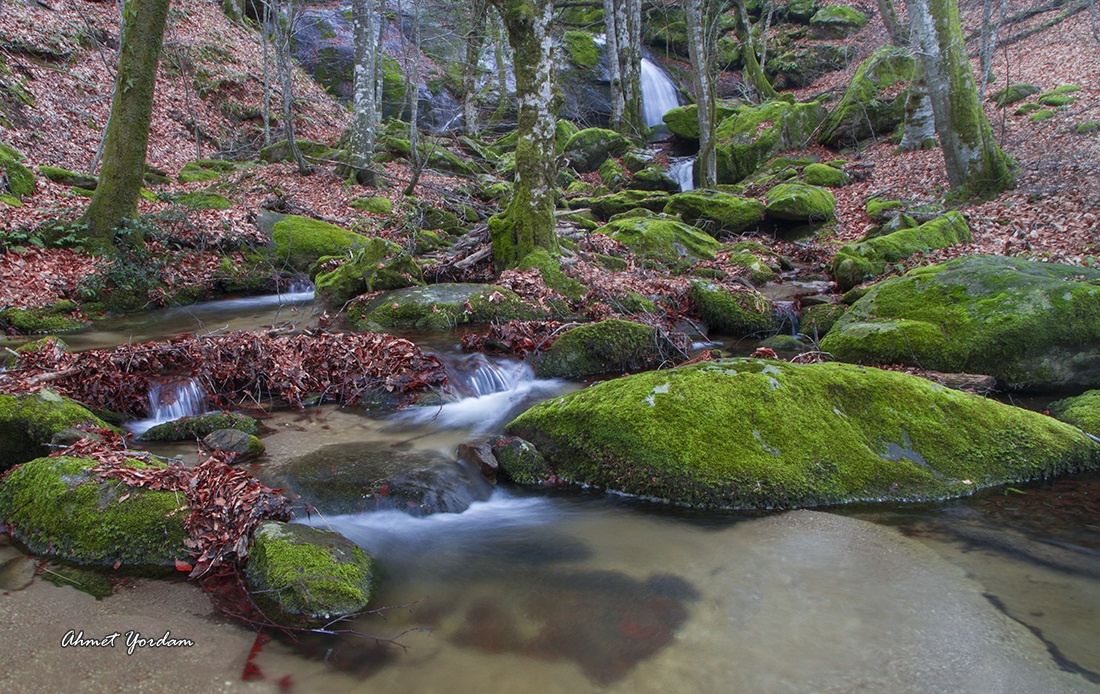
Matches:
[[667, 157, 695, 192], [12, 291, 1100, 691], [639, 58, 680, 128]]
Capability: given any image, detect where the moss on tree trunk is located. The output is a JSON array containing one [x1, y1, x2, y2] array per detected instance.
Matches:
[[83, 0, 171, 241]]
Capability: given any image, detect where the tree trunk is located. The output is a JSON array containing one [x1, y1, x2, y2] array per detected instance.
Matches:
[[977, 0, 1007, 101], [487, 0, 560, 269], [349, 0, 378, 184], [603, 0, 625, 130], [261, 0, 273, 146], [463, 0, 489, 136], [401, 1, 423, 196], [877, 0, 908, 44], [733, 0, 779, 101], [909, 0, 1014, 198], [83, 0, 171, 241], [684, 0, 716, 187], [619, 0, 644, 137], [898, 62, 937, 151], [272, 0, 310, 175]]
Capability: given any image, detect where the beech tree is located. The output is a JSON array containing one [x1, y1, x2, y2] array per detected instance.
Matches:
[[603, 0, 644, 138], [83, 0, 171, 240], [683, 0, 718, 186], [347, 0, 379, 183], [486, 0, 560, 268], [909, 0, 1015, 197]]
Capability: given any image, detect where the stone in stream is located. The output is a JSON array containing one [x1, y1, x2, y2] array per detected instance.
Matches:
[[503, 358, 1100, 509], [0, 390, 112, 472], [203, 428, 265, 461]]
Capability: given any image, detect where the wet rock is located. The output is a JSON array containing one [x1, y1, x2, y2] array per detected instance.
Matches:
[[140, 412, 258, 442], [457, 437, 500, 484], [689, 281, 775, 336], [532, 319, 680, 379], [0, 390, 111, 472], [203, 429, 265, 461]]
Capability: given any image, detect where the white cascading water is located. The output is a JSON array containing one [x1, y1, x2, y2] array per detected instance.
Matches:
[[128, 378, 208, 435], [640, 58, 681, 127], [668, 157, 696, 191]]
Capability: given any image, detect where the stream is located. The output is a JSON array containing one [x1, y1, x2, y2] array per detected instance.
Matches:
[[29, 290, 1100, 692]]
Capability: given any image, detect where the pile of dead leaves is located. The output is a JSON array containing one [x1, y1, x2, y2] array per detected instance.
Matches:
[[1, 328, 449, 415], [460, 320, 568, 358]]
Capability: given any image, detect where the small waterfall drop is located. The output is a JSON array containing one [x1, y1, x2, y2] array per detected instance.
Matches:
[[128, 378, 208, 435], [640, 58, 681, 127], [669, 157, 696, 191], [774, 301, 800, 337]]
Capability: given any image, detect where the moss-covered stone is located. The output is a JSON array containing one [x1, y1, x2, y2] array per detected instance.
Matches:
[[533, 319, 674, 378], [504, 359, 1100, 509], [1015, 102, 1042, 115], [173, 190, 232, 210], [382, 136, 477, 176], [139, 411, 258, 442], [350, 196, 393, 215], [313, 238, 423, 305], [629, 164, 679, 192], [491, 437, 552, 484], [603, 214, 721, 266], [570, 189, 671, 221], [661, 103, 740, 141], [258, 139, 342, 166], [351, 283, 549, 330], [726, 251, 778, 285], [0, 391, 110, 471], [989, 83, 1038, 108], [517, 249, 587, 301], [1, 301, 85, 334], [1048, 391, 1100, 437], [865, 197, 908, 222], [715, 100, 826, 183], [178, 158, 251, 183], [0, 456, 191, 567], [245, 521, 375, 626], [203, 428, 265, 460], [764, 183, 836, 222], [802, 163, 851, 188], [800, 302, 846, 338], [786, 0, 819, 22], [820, 255, 1100, 390], [0, 144, 35, 198], [257, 212, 368, 273], [1029, 109, 1056, 122], [818, 46, 913, 147], [38, 166, 98, 190], [664, 190, 766, 236], [1076, 121, 1100, 135], [809, 5, 868, 39], [689, 280, 774, 336], [562, 30, 600, 69], [562, 128, 632, 173], [831, 212, 972, 290]]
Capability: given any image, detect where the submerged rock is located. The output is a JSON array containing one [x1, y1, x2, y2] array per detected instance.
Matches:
[[821, 255, 1100, 390], [504, 359, 1100, 509], [0, 390, 111, 471], [277, 444, 492, 516], [0, 456, 190, 568], [245, 521, 376, 627]]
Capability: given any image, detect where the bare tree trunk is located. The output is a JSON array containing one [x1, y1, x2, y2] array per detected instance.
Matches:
[[487, 0, 560, 268], [401, 1, 423, 196], [272, 0, 310, 174], [603, 0, 625, 130], [83, 0, 170, 241], [620, 0, 644, 137], [977, 0, 1007, 100], [909, 0, 1014, 198], [684, 0, 716, 187], [877, 0, 908, 44], [463, 0, 489, 136], [899, 61, 937, 151], [733, 0, 778, 101], [349, 0, 377, 184], [261, 0, 272, 146]]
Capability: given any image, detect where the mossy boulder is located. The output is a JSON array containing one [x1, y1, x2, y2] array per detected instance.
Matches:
[[314, 238, 423, 305], [245, 521, 376, 626], [178, 158, 250, 183], [715, 100, 826, 183], [990, 83, 1039, 108], [562, 128, 632, 173], [257, 212, 368, 273], [517, 249, 587, 300], [629, 164, 679, 192], [173, 190, 232, 210], [1, 301, 85, 334], [382, 136, 477, 175], [0, 456, 190, 568], [0, 391, 111, 471], [1048, 391, 1100, 437], [764, 183, 836, 222], [350, 196, 393, 215], [802, 163, 850, 188], [785, 0, 819, 22], [562, 30, 600, 69], [203, 429, 265, 460], [38, 165, 98, 190], [603, 214, 722, 266], [570, 189, 671, 221], [504, 359, 1100, 509], [664, 190, 766, 236], [350, 283, 548, 330], [831, 212, 972, 290], [809, 5, 868, 39], [139, 412, 258, 442], [820, 255, 1100, 390], [275, 445, 492, 516], [689, 281, 775, 336], [258, 139, 342, 166], [662, 103, 740, 141], [533, 319, 676, 378], [818, 46, 913, 147], [0, 144, 35, 198], [598, 157, 627, 190], [800, 302, 847, 338]]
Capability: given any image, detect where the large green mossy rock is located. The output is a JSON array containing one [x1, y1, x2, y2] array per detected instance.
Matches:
[[810, 5, 868, 39], [990, 83, 1039, 108], [662, 103, 740, 141], [314, 238, 423, 305], [533, 319, 675, 378], [382, 136, 477, 176], [139, 412, 258, 442], [831, 212, 972, 290], [504, 359, 1100, 509], [0, 144, 35, 198], [715, 100, 826, 183], [259, 139, 342, 166], [570, 189, 671, 220], [820, 256, 1100, 390], [801, 163, 850, 187], [664, 190, 766, 236], [0, 391, 110, 471], [257, 212, 367, 273], [764, 182, 836, 222], [603, 214, 721, 265], [178, 158, 251, 183], [0, 456, 190, 568], [1, 301, 85, 334], [350, 283, 547, 330], [689, 280, 775, 336], [562, 128, 632, 173], [1048, 391, 1100, 437], [173, 190, 232, 210], [245, 521, 376, 626], [819, 47, 913, 147]]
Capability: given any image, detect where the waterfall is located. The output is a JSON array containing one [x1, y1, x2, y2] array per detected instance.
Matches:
[[774, 301, 800, 337], [453, 354, 533, 397], [128, 378, 208, 435], [668, 157, 696, 191], [640, 58, 681, 127]]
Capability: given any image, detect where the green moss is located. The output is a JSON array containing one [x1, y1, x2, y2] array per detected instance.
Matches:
[[662, 103, 740, 141], [1015, 102, 1042, 115], [492, 437, 552, 484], [245, 521, 375, 625], [570, 189, 671, 221], [0, 146, 35, 198], [265, 214, 368, 273], [533, 319, 671, 378], [593, 253, 628, 271], [139, 411, 258, 441], [1037, 94, 1076, 107], [40, 563, 114, 599], [689, 280, 774, 336], [1048, 391, 1100, 436], [802, 163, 850, 188], [0, 456, 190, 567], [664, 190, 766, 236], [726, 252, 777, 285], [1075, 121, 1100, 134], [178, 158, 250, 183], [258, 139, 342, 166], [562, 128, 632, 173], [832, 212, 972, 290], [990, 83, 1039, 108], [715, 100, 826, 183], [809, 5, 868, 39], [562, 31, 600, 69], [1, 302, 85, 334], [0, 391, 109, 470], [172, 190, 232, 210], [313, 238, 423, 305], [598, 157, 627, 190], [505, 359, 1100, 509], [764, 183, 836, 222], [821, 255, 1100, 390], [0, 194, 21, 207], [382, 136, 476, 176], [352, 283, 547, 330], [350, 196, 393, 215], [517, 249, 587, 300], [38, 166, 98, 190], [604, 214, 721, 266], [865, 197, 907, 221], [1029, 109, 1056, 122], [800, 302, 847, 338]]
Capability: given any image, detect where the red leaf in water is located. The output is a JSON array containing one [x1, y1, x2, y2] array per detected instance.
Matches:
[[175, 559, 193, 572]]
